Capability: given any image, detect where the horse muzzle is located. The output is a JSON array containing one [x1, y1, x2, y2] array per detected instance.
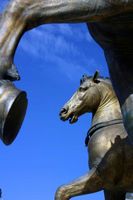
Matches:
[[59, 106, 78, 124], [0, 80, 28, 145]]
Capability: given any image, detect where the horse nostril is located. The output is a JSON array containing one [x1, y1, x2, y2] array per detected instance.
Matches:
[[59, 107, 68, 116]]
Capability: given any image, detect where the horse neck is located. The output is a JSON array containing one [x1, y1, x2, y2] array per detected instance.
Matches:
[[92, 82, 122, 126]]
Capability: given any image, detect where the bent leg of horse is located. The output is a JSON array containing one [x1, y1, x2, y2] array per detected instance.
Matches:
[[0, 0, 107, 77], [0, 0, 132, 79], [104, 190, 126, 200], [104, 49, 133, 143], [55, 168, 103, 200]]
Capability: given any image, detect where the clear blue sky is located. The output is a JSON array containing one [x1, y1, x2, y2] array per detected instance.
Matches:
[[0, 1, 111, 200]]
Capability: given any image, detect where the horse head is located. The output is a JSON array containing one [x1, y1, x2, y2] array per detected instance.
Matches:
[[59, 71, 101, 124], [60, 71, 121, 125]]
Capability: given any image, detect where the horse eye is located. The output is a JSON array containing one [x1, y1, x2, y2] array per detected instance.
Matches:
[[79, 87, 88, 92]]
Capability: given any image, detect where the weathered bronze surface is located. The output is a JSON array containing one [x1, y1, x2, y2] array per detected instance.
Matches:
[[0, 0, 133, 141], [0, 80, 27, 145], [58, 72, 133, 200]]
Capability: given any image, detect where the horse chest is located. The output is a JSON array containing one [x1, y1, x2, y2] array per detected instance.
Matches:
[[88, 125, 127, 169]]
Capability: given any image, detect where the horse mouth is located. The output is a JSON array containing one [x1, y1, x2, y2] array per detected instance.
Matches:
[[60, 113, 78, 124], [69, 114, 78, 124]]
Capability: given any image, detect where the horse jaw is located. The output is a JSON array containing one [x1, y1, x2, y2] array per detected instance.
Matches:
[[60, 111, 78, 124]]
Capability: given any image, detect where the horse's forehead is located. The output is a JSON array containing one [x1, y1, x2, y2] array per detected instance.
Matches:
[[80, 79, 111, 88], [80, 79, 92, 86]]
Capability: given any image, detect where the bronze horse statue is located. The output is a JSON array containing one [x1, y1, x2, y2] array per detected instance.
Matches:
[[0, 0, 133, 142], [58, 72, 133, 200]]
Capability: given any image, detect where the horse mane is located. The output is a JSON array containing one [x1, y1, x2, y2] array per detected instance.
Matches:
[[98, 77, 111, 84], [80, 74, 111, 85]]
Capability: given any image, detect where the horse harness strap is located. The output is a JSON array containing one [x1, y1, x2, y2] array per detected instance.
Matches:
[[85, 119, 123, 146]]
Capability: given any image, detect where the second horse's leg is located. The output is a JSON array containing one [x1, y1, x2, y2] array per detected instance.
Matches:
[[55, 167, 103, 200]]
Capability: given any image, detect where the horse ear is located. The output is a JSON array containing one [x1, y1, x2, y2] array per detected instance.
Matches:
[[93, 71, 99, 82]]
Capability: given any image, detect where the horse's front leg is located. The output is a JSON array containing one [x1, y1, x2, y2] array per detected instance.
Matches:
[[0, 0, 107, 81], [55, 168, 103, 200], [0, 0, 133, 80], [0, 1, 26, 80], [0, 0, 105, 80]]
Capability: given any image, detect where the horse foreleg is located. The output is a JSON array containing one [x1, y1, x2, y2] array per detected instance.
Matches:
[[0, 0, 106, 80], [55, 168, 103, 200], [0, 0, 133, 80], [104, 190, 126, 200]]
